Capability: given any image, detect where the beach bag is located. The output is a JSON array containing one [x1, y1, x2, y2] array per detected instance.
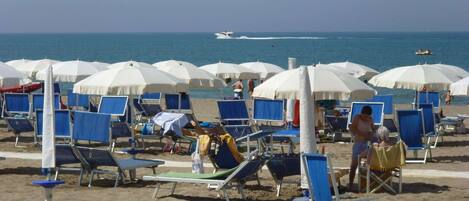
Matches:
[[191, 138, 204, 174]]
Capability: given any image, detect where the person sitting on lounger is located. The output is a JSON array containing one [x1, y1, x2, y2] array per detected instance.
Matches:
[[349, 105, 375, 191]]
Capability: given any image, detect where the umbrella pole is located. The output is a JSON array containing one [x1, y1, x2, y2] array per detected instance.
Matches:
[[178, 93, 182, 113]]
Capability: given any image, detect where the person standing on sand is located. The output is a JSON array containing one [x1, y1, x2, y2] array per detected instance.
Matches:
[[445, 90, 453, 105], [248, 79, 255, 95], [232, 79, 244, 99], [348, 106, 375, 191]]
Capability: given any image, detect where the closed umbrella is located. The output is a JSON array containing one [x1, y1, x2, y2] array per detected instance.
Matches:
[[73, 61, 188, 95], [328, 61, 379, 80], [36, 60, 107, 83], [15, 59, 59, 79], [154, 60, 226, 89], [0, 62, 31, 87], [368, 64, 458, 91], [6, 59, 30, 68], [252, 66, 375, 100], [200, 62, 260, 80], [239, 61, 284, 80]]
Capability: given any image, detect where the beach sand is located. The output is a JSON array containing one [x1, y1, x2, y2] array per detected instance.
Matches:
[[0, 99, 469, 200]]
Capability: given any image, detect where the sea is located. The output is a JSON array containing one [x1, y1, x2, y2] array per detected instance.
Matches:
[[1, 32, 469, 104]]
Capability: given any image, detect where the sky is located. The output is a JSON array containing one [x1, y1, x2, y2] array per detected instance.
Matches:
[[1, 0, 469, 33]]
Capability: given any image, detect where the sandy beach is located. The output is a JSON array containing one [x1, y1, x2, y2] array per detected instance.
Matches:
[[0, 99, 469, 201]]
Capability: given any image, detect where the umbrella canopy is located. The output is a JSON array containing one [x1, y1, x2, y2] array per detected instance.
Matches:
[[73, 61, 188, 95], [431, 63, 469, 80], [107, 61, 154, 69], [91, 61, 111, 69], [41, 65, 55, 170], [200, 62, 260, 80], [153, 60, 226, 89], [450, 76, 469, 96], [368, 64, 458, 91], [328, 61, 379, 80], [15, 59, 59, 79], [0, 62, 31, 87], [239, 61, 284, 80], [252, 66, 376, 100], [36, 60, 108, 83], [6, 59, 30, 68], [315, 63, 357, 77]]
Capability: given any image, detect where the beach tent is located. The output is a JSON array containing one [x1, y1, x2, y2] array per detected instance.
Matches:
[[15, 59, 59, 79], [0, 62, 31, 88], [154, 60, 226, 89], [239, 61, 284, 80], [328, 61, 379, 81], [36, 60, 108, 83], [200, 62, 260, 80]]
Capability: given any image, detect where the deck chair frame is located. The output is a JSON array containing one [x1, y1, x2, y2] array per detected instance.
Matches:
[[396, 109, 432, 164], [302, 153, 340, 201]]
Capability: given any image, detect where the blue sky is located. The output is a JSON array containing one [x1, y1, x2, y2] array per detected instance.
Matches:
[[1, 0, 469, 33]]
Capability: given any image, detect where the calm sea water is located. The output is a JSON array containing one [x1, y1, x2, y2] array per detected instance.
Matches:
[[1, 32, 468, 104]]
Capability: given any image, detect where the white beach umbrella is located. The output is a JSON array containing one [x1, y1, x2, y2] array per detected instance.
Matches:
[[450, 76, 469, 96], [73, 61, 188, 96], [15, 59, 59, 79], [328, 61, 379, 80], [431, 63, 469, 80], [315, 63, 357, 77], [6, 59, 30, 68], [368, 64, 458, 91], [200, 62, 260, 80], [239, 61, 285, 80], [0, 62, 31, 87], [252, 66, 376, 100], [91, 61, 111, 69], [107, 61, 154, 69], [153, 60, 226, 89], [36, 60, 107, 83]]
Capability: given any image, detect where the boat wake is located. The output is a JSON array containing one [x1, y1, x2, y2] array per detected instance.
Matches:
[[217, 36, 326, 40]]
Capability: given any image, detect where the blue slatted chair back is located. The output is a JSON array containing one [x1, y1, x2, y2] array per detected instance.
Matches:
[[55, 144, 80, 166], [4, 93, 30, 115], [302, 153, 333, 201], [164, 93, 191, 110], [212, 143, 240, 169], [32, 94, 60, 111], [417, 103, 435, 134], [36, 110, 71, 138], [41, 83, 61, 93], [111, 122, 132, 139], [67, 89, 89, 108], [217, 100, 249, 124], [72, 111, 111, 144], [142, 92, 161, 100], [417, 92, 440, 108], [348, 102, 385, 126], [252, 99, 284, 121], [98, 96, 128, 116], [397, 110, 424, 148], [367, 95, 393, 115]]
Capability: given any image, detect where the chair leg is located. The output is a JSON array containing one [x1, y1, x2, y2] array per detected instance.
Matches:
[[238, 184, 246, 200], [276, 180, 283, 197], [78, 169, 84, 186], [114, 173, 120, 188], [88, 171, 95, 188], [15, 134, 19, 147], [256, 173, 261, 186], [54, 169, 59, 180], [152, 183, 161, 199], [170, 183, 177, 195], [222, 188, 230, 201]]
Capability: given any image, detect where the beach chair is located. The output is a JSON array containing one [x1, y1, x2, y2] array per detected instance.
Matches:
[[54, 144, 83, 181], [141, 92, 161, 104], [34, 110, 72, 144], [143, 156, 265, 201], [71, 111, 164, 187], [98, 96, 133, 150], [4, 117, 34, 147], [358, 141, 405, 194], [301, 153, 340, 201], [416, 91, 440, 110], [252, 98, 284, 130], [367, 95, 393, 116], [66, 89, 89, 110], [164, 93, 192, 113], [31, 93, 61, 115], [397, 110, 432, 164], [2, 93, 30, 118], [347, 102, 385, 127], [265, 153, 301, 197], [217, 100, 250, 126], [417, 103, 441, 148]]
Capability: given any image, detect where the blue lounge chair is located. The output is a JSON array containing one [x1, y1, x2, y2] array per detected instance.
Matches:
[[143, 156, 265, 201], [98, 96, 132, 150], [217, 100, 250, 125], [417, 103, 441, 148], [2, 93, 30, 118], [164, 93, 192, 114], [141, 92, 161, 104], [35, 110, 72, 144], [31, 93, 61, 112], [5, 117, 34, 147], [416, 91, 440, 110], [367, 95, 393, 115], [348, 102, 385, 127], [252, 98, 284, 128], [302, 153, 340, 201], [72, 111, 164, 187], [266, 154, 300, 197], [397, 110, 432, 164], [66, 89, 89, 109], [54, 144, 83, 181]]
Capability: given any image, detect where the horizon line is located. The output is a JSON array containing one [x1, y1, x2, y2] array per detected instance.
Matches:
[[1, 31, 469, 34]]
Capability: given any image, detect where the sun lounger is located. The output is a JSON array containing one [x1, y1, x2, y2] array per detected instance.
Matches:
[[141, 92, 161, 104], [5, 117, 34, 147], [217, 100, 250, 125], [31, 93, 61, 112], [35, 110, 72, 144], [143, 157, 264, 201], [71, 111, 164, 187], [397, 110, 432, 164], [417, 103, 441, 148], [98, 96, 133, 150], [348, 101, 385, 127], [2, 93, 30, 118], [301, 153, 340, 201], [415, 91, 440, 110], [358, 141, 405, 194], [265, 153, 300, 197], [54, 144, 83, 181], [66, 89, 89, 110]]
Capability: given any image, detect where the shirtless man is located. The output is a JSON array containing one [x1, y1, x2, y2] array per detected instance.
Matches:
[[232, 79, 244, 99]]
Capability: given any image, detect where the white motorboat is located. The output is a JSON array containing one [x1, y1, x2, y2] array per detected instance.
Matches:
[[215, 31, 234, 39]]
